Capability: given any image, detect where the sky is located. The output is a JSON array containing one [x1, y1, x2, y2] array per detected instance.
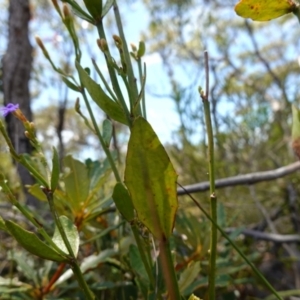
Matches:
[[29, 0, 181, 152]]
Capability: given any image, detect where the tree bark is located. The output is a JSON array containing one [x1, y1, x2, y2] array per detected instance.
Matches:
[[3, 0, 38, 207]]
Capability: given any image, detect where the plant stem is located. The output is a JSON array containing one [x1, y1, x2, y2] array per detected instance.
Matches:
[[177, 182, 283, 300], [158, 236, 181, 300], [137, 59, 146, 119], [113, 0, 140, 115], [96, 22, 132, 126], [45, 190, 95, 300], [200, 50, 217, 299], [71, 262, 95, 300], [131, 225, 156, 288], [81, 89, 122, 182]]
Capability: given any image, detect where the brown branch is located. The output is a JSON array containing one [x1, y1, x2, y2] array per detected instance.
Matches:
[[177, 161, 300, 195]]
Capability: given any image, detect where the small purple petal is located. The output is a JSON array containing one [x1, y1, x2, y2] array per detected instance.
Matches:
[[0, 103, 19, 117]]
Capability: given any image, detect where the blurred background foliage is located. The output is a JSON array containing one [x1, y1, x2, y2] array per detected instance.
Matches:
[[1, 0, 300, 298]]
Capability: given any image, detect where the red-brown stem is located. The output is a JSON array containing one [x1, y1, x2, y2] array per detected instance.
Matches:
[[42, 263, 66, 295]]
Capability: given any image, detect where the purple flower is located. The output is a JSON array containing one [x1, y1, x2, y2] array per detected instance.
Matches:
[[0, 103, 19, 117]]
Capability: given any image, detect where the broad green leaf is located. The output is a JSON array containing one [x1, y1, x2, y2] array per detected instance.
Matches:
[[102, 119, 113, 147], [112, 183, 135, 221], [235, 0, 298, 21], [76, 62, 128, 125], [292, 105, 300, 159], [83, 0, 102, 20], [64, 155, 90, 212], [52, 215, 79, 257], [5, 220, 66, 262], [51, 147, 60, 191], [124, 117, 178, 239], [178, 261, 201, 293]]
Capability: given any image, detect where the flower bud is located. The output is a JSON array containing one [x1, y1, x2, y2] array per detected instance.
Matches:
[[113, 35, 122, 48], [97, 38, 108, 52], [35, 36, 50, 59], [137, 41, 146, 58]]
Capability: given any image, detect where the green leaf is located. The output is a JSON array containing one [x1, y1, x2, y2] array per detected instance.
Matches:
[[62, 0, 94, 23], [76, 62, 128, 125], [51, 147, 60, 191], [83, 0, 102, 20], [112, 183, 135, 221], [63, 155, 90, 212], [235, 0, 298, 21], [28, 184, 47, 201], [61, 76, 81, 92], [102, 119, 113, 147], [124, 117, 178, 239], [102, 0, 114, 17], [178, 261, 201, 294], [52, 215, 79, 257], [5, 220, 66, 262]]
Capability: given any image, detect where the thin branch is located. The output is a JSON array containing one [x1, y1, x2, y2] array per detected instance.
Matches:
[[177, 161, 300, 195], [225, 228, 300, 244]]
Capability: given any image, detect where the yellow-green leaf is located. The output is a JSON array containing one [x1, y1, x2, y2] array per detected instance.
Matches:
[[235, 0, 298, 21], [124, 117, 178, 239], [63, 156, 90, 212], [76, 62, 128, 125], [112, 183, 135, 222]]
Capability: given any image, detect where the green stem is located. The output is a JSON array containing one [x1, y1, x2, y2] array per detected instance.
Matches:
[[71, 261, 95, 300], [137, 59, 146, 119], [113, 1, 140, 115], [203, 99, 217, 298], [131, 224, 155, 288], [200, 50, 217, 299], [46, 190, 75, 257], [45, 190, 95, 300], [81, 90, 121, 182], [91, 58, 118, 102], [158, 236, 181, 300], [96, 22, 132, 126], [177, 182, 283, 300]]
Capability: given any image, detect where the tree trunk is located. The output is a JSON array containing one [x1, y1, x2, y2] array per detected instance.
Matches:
[[2, 0, 38, 207]]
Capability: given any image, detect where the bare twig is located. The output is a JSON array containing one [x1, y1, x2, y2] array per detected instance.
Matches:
[[225, 228, 300, 244], [177, 161, 300, 195]]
